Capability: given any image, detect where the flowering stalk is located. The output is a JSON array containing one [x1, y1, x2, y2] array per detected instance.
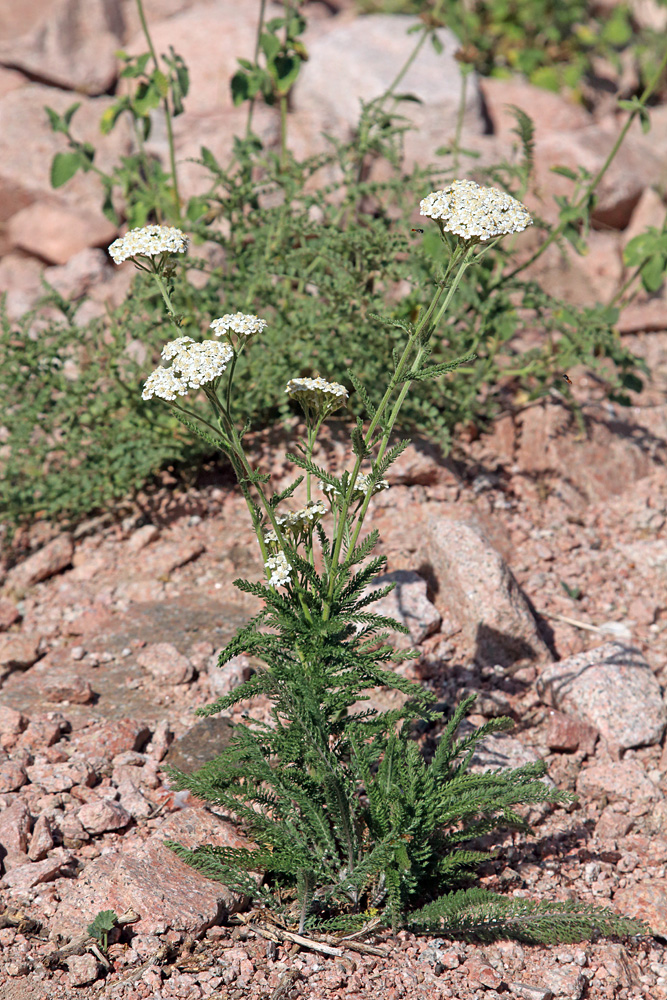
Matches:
[[109, 178, 532, 631]]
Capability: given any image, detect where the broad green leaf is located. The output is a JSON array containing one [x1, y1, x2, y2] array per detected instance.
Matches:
[[50, 151, 83, 188], [260, 32, 281, 63], [231, 71, 250, 106]]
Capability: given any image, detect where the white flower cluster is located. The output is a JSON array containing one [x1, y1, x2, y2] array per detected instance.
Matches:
[[419, 180, 532, 242], [265, 551, 292, 587], [285, 377, 349, 417], [109, 225, 189, 264], [210, 313, 267, 340], [142, 338, 233, 400], [264, 500, 328, 543], [319, 473, 389, 503]]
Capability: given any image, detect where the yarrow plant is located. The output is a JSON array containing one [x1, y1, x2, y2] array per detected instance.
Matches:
[[109, 190, 645, 946]]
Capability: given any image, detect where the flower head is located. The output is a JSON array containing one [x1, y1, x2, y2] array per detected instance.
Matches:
[[265, 551, 292, 587], [286, 377, 348, 422], [142, 338, 233, 400], [210, 313, 267, 340], [420, 180, 532, 242], [109, 225, 189, 265]]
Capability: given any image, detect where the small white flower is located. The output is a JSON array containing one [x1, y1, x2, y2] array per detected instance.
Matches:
[[161, 336, 195, 361], [265, 551, 292, 587], [319, 474, 389, 504], [265, 501, 327, 542], [419, 179, 532, 242], [357, 473, 389, 496], [142, 366, 188, 401], [210, 313, 267, 339], [109, 225, 189, 264]]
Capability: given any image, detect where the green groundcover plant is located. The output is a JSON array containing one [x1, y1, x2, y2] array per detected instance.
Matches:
[[1, 0, 663, 537], [106, 188, 646, 942]]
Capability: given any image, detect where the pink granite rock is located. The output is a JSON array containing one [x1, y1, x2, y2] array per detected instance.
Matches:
[[55, 806, 255, 938], [116, 779, 153, 820], [77, 799, 131, 835], [0, 706, 28, 741], [69, 719, 151, 759], [0, 850, 74, 889], [7, 201, 118, 266], [544, 710, 599, 755], [577, 760, 659, 805], [4, 534, 74, 592], [426, 518, 549, 666], [42, 675, 95, 705], [137, 642, 194, 685], [0, 0, 123, 95], [480, 76, 591, 143], [537, 642, 666, 749], [25, 758, 96, 794], [614, 879, 667, 937], [0, 635, 41, 676], [127, 524, 160, 553], [0, 599, 20, 631], [66, 952, 101, 987], [28, 813, 56, 862], [0, 799, 32, 857], [0, 762, 27, 793], [17, 716, 66, 751]]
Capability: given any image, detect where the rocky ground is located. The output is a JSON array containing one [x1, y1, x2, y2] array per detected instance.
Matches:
[[0, 342, 667, 999]]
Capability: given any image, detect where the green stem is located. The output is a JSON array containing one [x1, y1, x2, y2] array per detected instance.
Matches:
[[169, 400, 222, 439], [279, 95, 288, 172], [245, 0, 267, 140], [136, 0, 181, 218], [452, 63, 471, 176], [323, 274, 455, 618], [130, 117, 163, 225], [150, 267, 180, 326], [206, 388, 314, 621], [377, 24, 429, 112], [343, 248, 477, 574]]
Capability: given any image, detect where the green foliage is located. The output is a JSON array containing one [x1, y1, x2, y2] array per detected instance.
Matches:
[[623, 223, 667, 294], [167, 665, 575, 938], [231, 12, 308, 107], [357, 0, 664, 98], [46, 33, 190, 226], [2, 5, 653, 541], [2, 104, 647, 532], [0, 289, 205, 529], [87, 909, 118, 951], [408, 889, 647, 942]]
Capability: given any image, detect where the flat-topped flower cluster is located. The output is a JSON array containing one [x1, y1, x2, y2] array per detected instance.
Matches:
[[420, 179, 532, 242], [142, 337, 234, 400], [285, 377, 349, 414], [210, 313, 268, 340], [109, 225, 190, 264]]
